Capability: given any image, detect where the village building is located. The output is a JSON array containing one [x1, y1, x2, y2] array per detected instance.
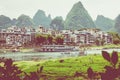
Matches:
[[0, 26, 35, 47], [0, 26, 113, 47], [61, 29, 112, 45]]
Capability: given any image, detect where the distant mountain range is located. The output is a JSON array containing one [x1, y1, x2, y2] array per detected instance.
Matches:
[[95, 15, 120, 34], [95, 15, 115, 31], [0, 1, 120, 33], [0, 10, 52, 29]]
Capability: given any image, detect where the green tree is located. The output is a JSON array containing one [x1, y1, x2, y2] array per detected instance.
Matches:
[[109, 32, 120, 45], [35, 34, 47, 45], [55, 36, 64, 45], [47, 35, 53, 45], [95, 39, 100, 46], [113, 39, 120, 45]]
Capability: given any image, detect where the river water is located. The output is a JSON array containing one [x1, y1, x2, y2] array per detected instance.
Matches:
[[0, 48, 120, 61]]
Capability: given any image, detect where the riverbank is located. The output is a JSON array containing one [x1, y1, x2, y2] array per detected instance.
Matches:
[[1, 44, 120, 79], [0, 44, 120, 53], [89, 44, 120, 50], [14, 54, 112, 80], [1, 48, 120, 61], [0, 48, 34, 53]]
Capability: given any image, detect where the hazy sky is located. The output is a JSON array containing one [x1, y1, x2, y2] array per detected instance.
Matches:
[[0, 0, 120, 20]]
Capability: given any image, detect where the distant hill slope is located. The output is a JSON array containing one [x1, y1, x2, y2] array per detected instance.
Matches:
[[64, 1, 96, 30], [95, 15, 115, 31], [0, 15, 12, 29], [33, 10, 51, 28], [0, 14, 35, 29], [16, 14, 34, 27]]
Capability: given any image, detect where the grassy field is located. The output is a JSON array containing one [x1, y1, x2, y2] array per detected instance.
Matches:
[[15, 54, 114, 80], [90, 44, 120, 49]]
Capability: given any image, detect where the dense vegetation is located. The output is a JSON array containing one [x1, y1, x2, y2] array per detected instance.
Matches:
[[87, 51, 120, 80], [0, 57, 44, 80], [64, 1, 96, 30], [35, 34, 64, 46], [109, 32, 120, 44]]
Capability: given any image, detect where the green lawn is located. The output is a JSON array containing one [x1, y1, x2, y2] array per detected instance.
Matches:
[[15, 54, 114, 79]]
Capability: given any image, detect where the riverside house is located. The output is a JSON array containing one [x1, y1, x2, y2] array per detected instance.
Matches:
[[27, 26, 113, 45], [61, 29, 112, 45], [0, 26, 35, 47], [0, 26, 112, 47]]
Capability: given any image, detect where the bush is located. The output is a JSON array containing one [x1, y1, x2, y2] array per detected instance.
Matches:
[[113, 39, 120, 45], [0, 57, 44, 80], [87, 51, 120, 80]]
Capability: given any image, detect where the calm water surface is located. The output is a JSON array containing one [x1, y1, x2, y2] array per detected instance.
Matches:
[[0, 49, 120, 61]]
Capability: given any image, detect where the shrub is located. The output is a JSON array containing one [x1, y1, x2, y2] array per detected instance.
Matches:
[[87, 51, 120, 80], [0, 57, 44, 80], [0, 58, 22, 80], [59, 59, 64, 63]]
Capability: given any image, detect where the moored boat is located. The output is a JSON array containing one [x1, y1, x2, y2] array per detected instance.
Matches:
[[40, 45, 74, 52]]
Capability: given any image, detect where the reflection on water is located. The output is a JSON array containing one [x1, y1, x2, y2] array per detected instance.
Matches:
[[0, 49, 120, 61]]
